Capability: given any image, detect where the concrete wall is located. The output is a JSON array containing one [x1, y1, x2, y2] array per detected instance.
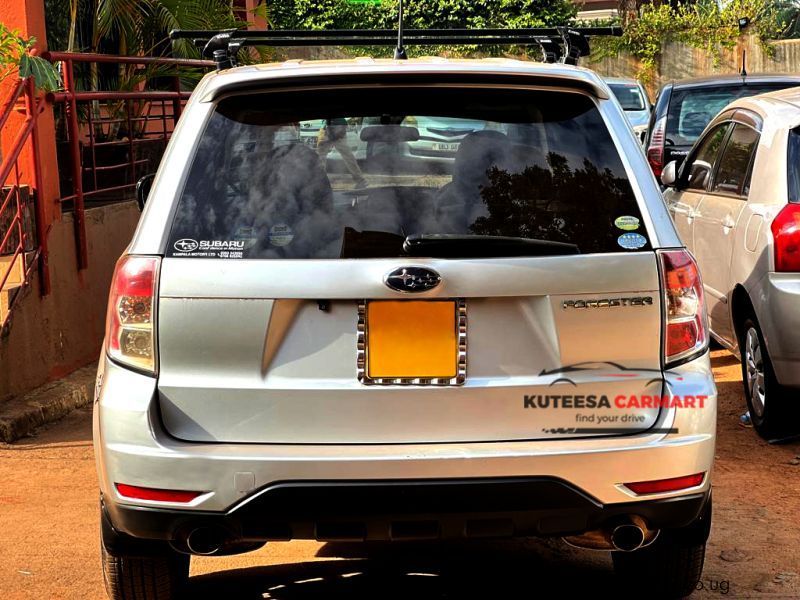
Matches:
[[590, 37, 800, 98], [0, 202, 139, 402]]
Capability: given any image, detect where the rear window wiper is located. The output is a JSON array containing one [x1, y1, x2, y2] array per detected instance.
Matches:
[[402, 234, 579, 258]]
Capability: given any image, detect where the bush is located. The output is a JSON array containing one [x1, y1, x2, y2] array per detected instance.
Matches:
[[266, 0, 577, 57]]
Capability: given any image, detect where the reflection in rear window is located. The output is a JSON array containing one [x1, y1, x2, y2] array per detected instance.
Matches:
[[166, 87, 645, 259]]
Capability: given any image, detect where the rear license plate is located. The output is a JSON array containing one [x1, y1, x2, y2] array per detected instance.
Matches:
[[434, 143, 459, 152], [364, 300, 460, 381]]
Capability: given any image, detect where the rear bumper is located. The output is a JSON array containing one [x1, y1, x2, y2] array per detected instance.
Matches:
[[103, 477, 711, 544], [95, 352, 716, 539], [753, 273, 800, 387]]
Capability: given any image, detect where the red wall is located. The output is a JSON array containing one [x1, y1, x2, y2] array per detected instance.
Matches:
[[1, 0, 61, 230]]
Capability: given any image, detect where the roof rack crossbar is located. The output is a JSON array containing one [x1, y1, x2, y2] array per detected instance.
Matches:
[[168, 26, 622, 71], [170, 27, 621, 39]]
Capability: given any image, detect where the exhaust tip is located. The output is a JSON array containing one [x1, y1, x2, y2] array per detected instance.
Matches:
[[186, 527, 224, 555], [611, 523, 645, 552]]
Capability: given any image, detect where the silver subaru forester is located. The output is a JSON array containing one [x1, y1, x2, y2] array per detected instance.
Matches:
[[94, 58, 716, 600]]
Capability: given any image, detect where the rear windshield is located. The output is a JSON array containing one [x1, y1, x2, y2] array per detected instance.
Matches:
[[608, 83, 646, 111], [666, 83, 795, 146], [166, 87, 646, 259]]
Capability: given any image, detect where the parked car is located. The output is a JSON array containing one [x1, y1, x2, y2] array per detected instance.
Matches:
[[662, 87, 800, 438], [300, 116, 487, 166], [405, 115, 486, 161], [644, 74, 800, 177], [605, 77, 651, 139], [96, 58, 716, 600]]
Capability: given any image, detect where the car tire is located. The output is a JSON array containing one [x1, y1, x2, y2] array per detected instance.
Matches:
[[101, 535, 189, 600], [612, 497, 710, 599], [738, 313, 796, 438], [612, 536, 705, 599]]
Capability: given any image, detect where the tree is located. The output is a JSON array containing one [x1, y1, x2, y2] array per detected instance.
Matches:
[[267, 0, 577, 57]]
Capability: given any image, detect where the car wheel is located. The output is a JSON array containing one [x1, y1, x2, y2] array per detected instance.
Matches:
[[739, 314, 795, 438], [101, 533, 189, 600]]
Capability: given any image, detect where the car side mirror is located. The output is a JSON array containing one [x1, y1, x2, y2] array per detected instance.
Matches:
[[136, 174, 155, 212], [661, 161, 678, 188]]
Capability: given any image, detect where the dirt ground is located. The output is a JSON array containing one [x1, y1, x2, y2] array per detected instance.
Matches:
[[1, 350, 799, 599]]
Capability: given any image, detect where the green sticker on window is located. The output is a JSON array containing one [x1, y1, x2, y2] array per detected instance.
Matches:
[[614, 216, 641, 231]]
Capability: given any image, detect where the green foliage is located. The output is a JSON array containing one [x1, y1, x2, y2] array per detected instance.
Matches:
[[274, 0, 576, 29], [88, 0, 273, 97], [94, 0, 250, 58], [266, 0, 577, 57], [0, 23, 61, 91], [774, 0, 800, 38], [593, 0, 785, 83], [44, 0, 72, 51]]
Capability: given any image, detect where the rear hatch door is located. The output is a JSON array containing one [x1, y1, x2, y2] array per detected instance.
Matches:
[[156, 81, 665, 444]]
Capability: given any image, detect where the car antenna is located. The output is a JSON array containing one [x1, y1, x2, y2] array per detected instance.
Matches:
[[738, 17, 749, 78], [394, 0, 408, 60]]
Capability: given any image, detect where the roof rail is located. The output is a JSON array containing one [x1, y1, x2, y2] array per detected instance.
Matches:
[[169, 26, 622, 71]]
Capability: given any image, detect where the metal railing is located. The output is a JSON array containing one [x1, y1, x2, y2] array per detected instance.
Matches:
[[44, 52, 213, 268], [0, 76, 49, 331]]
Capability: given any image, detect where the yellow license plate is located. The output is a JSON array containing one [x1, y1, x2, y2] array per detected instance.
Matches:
[[366, 300, 458, 379]]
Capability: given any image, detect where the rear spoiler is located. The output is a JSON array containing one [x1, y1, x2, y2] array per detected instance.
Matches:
[[169, 26, 622, 71]]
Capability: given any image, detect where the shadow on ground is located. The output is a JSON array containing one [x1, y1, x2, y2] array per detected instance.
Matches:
[[713, 360, 800, 444], [187, 539, 619, 599], [709, 352, 739, 369]]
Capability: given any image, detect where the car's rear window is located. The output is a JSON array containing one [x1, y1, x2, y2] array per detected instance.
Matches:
[[666, 83, 795, 146], [608, 83, 646, 111], [166, 86, 646, 259]]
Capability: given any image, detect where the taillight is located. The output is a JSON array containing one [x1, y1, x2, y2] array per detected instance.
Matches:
[[624, 472, 705, 495], [647, 115, 666, 177], [105, 256, 160, 374], [771, 203, 800, 272], [659, 249, 709, 367]]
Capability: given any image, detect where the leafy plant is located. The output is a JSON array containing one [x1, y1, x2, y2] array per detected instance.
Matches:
[[592, 0, 785, 83], [0, 23, 61, 91]]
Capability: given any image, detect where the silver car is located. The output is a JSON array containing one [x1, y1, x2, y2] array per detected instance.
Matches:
[[606, 77, 651, 140], [662, 86, 800, 438], [95, 58, 716, 600]]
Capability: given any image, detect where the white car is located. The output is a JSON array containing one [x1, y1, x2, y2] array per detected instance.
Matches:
[[605, 77, 651, 140], [662, 86, 800, 437]]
